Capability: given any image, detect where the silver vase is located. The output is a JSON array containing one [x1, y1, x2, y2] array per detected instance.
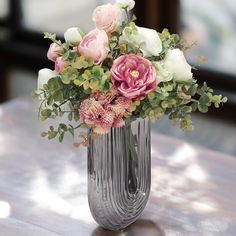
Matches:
[[87, 119, 151, 231]]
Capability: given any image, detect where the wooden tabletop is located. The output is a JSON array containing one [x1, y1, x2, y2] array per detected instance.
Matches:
[[0, 97, 236, 236]]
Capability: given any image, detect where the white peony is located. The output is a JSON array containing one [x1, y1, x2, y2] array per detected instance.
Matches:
[[37, 68, 57, 90], [64, 27, 83, 43], [116, 0, 135, 11], [163, 49, 193, 81], [153, 61, 173, 82], [121, 26, 162, 57]]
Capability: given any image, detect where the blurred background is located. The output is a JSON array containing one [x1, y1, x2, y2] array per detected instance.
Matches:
[[0, 0, 235, 155]]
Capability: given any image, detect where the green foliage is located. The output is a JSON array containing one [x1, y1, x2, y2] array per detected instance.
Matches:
[[41, 123, 86, 143], [132, 80, 227, 131], [156, 28, 187, 60], [61, 68, 79, 84], [73, 65, 112, 92]]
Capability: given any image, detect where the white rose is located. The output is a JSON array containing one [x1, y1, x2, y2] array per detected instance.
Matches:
[[37, 69, 71, 110], [37, 68, 57, 90], [153, 61, 173, 82], [121, 26, 162, 57], [163, 49, 193, 81], [116, 0, 135, 11], [64, 27, 83, 43]]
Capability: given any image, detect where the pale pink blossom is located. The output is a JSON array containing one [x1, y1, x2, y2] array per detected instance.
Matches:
[[111, 54, 158, 99], [79, 91, 132, 134], [92, 3, 120, 33], [55, 57, 68, 73], [78, 28, 109, 65], [47, 43, 62, 62]]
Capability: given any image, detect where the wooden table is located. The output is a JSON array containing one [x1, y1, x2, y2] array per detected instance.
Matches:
[[0, 97, 236, 236]]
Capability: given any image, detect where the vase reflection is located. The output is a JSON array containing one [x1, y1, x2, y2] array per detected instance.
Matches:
[[92, 219, 165, 236]]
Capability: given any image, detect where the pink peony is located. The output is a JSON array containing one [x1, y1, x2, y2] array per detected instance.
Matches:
[[92, 3, 120, 33], [47, 43, 62, 62], [111, 54, 158, 99], [78, 28, 109, 65], [79, 91, 132, 134], [55, 57, 68, 73]]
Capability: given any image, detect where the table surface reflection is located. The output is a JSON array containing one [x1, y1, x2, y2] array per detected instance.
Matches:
[[0, 98, 236, 236]]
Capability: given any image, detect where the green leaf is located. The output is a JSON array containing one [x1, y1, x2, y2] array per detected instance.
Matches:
[[222, 97, 228, 103], [101, 81, 111, 92], [199, 93, 210, 105], [92, 66, 104, 78], [47, 77, 62, 90], [68, 128, 74, 137], [89, 78, 100, 90], [161, 101, 168, 109], [59, 132, 65, 143], [47, 95, 54, 106], [61, 68, 79, 84], [181, 106, 192, 113], [191, 103, 198, 112], [48, 130, 58, 139], [74, 112, 80, 121], [148, 92, 156, 101], [68, 112, 73, 121], [41, 109, 52, 117], [53, 90, 64, 102], [63, 51, 78, 63], [198, 104, 209, 113], [59, 123, 68, 132], [187, 84, 198, 96], [41, 132, 47, 137]]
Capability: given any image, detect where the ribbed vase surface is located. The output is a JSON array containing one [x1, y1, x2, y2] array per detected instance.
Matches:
[[87, 118, 151, 231]]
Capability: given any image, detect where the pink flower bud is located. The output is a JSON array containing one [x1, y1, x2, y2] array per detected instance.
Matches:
[[47, 43, 61, 62], [55, 57, 68, 73]]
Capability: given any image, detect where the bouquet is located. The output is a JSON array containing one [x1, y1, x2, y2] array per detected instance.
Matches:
[[34, 0, 227, 146]]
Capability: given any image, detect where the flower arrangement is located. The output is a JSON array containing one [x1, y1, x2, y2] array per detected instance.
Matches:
[[34, 0, 227, 146]]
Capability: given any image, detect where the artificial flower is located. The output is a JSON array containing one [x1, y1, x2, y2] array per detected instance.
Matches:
[[55, 57, 68, 73], [153, 61, 173, 82], [111, 54, 157, 99], [163, 49, 193, 81], [92, 3, 120, 33], [78, 28, 109, 65], [47, 43, 62, 62], [37, 69, 57, 90], [64, 27, 83, 43], [79, 90, 132, 133], [121, 26, 162, 57], [35, 0, 227, 142]]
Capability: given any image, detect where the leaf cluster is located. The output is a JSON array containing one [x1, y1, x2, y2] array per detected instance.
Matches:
[[133, 80, 227, 131]]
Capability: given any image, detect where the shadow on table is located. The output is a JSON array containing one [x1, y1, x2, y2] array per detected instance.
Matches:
[[91, 219, 165, 236]]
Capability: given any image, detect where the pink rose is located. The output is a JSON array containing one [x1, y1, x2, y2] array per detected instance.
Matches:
[[78, 28, 109, 65], [92, 3, 120, 33], [47, 43, 61, 62], [111, 54, 158, 99], [55, 57, 68, 73]]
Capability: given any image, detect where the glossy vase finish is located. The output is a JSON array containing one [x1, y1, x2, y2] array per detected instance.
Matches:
[[87, 119, 151, 231]]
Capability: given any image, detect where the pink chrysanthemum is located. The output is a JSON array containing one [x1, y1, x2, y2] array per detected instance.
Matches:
[[79, 91, 132, 134]]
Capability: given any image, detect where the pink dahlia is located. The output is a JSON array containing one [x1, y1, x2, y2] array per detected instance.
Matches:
[[79, 91, 132, 134], [111, 54, 158, 99]]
